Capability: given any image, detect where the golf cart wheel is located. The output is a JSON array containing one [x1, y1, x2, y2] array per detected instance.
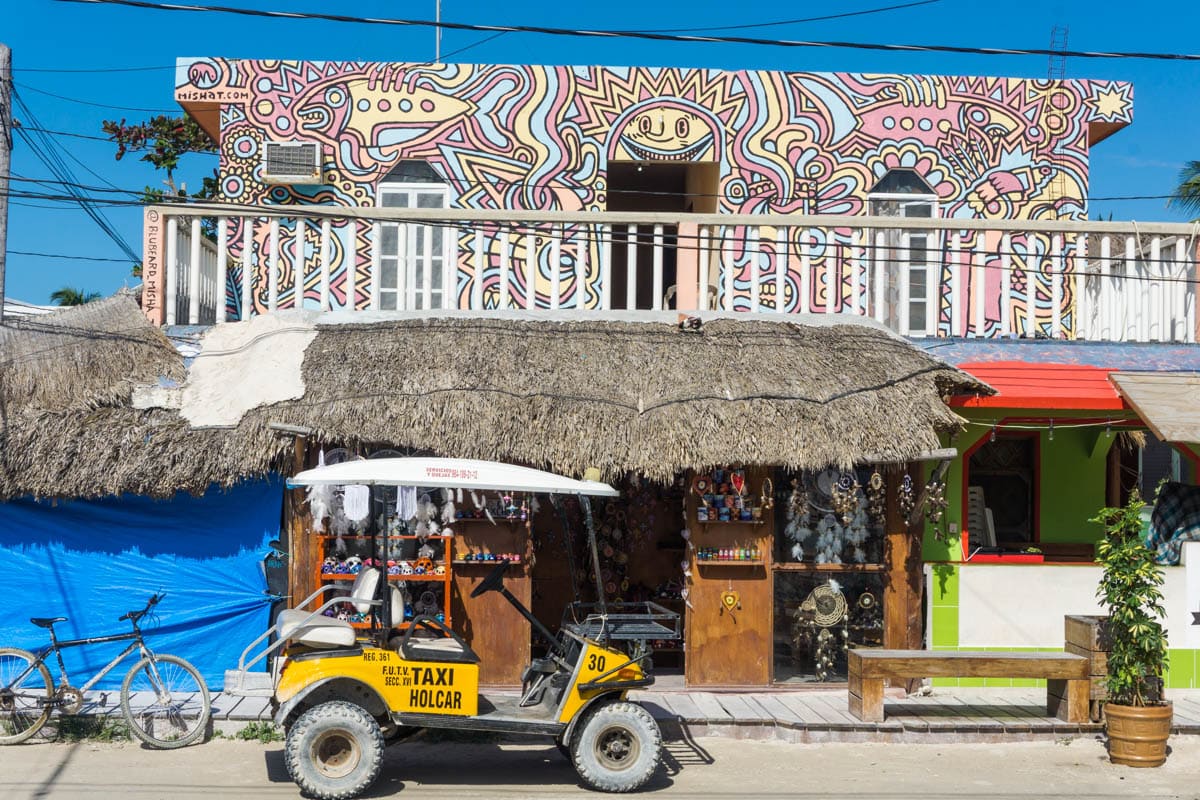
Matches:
[[570, 701, 661, 792], [284, 701, 384, 800]]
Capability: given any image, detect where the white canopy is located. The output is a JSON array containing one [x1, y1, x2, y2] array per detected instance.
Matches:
[[287, 457, 619, 496]]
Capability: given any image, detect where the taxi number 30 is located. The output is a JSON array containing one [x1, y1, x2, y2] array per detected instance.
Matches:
[[587, 654, 607, 672]]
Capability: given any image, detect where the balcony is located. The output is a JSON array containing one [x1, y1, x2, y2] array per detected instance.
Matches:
[[141, 205, 1198, 343]]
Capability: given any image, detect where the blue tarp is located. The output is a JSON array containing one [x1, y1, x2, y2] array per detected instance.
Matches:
[[0, 478, 284, 689]]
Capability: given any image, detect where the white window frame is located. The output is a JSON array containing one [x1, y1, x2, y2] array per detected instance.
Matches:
[[868, 191, 940, 337], [377, 183, 453, 311]]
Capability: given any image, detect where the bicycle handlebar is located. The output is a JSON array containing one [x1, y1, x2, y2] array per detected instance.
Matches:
[[119, 593, 164, 623]]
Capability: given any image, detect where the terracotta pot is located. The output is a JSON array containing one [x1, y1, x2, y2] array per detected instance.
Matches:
[[1105, 701, 1172, 767]]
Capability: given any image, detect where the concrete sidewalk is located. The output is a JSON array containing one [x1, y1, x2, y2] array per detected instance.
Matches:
[[187, 686, 1200, 743]]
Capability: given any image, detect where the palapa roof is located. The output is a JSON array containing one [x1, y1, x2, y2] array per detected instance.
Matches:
[[0, 308, 988, 499]]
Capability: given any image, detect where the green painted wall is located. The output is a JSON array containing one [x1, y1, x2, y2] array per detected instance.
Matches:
[[922, 410, 1114, 561]]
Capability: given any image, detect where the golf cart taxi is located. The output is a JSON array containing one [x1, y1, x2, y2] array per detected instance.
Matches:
[[225, 457, 680, 799]]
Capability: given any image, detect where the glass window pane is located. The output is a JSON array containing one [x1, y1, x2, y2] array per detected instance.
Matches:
[[910, 302, 927, 333], [773, 571, 885, 683], [380, 192, 404, 208], [903, 202, 933, 218], [417, 191, 444, 209], [431, 225, 443, 252], [380, 290, 397, 311], [381, 259, 397, 290], [381, 225, 398, 255]]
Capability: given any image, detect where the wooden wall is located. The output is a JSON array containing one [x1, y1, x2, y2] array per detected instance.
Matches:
[[450, 519, 532, 686], [684, 467, 774, 687]]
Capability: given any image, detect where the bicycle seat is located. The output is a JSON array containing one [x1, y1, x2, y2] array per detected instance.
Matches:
[[30, 617, 66, 628]]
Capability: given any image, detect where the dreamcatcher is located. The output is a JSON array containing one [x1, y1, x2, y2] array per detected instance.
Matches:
[[865, 472, 887, 526], [792, 579, 850, 681], [897, 474, 916, 518]]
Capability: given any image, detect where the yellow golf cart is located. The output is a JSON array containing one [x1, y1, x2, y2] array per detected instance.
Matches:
[[225, 458, 680, 799]]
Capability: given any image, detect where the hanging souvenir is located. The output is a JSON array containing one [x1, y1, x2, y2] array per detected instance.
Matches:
[[730, 469, 746, 497], [830, 473, 857, 526], [342, 484, 370, 525], [865, 471, 887, 526], [898, 474, 916, 517], [760, 478, 774, 510], [923, 478, 949, 526]]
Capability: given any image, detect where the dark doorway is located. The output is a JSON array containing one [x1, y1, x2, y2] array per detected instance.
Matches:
[[967, 434, 1038, 545], [606, 161, 717, 310]]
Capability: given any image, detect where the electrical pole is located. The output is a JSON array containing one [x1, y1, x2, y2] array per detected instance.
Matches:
[[435, 0, 442, 63], [0, 43, 11, 324]]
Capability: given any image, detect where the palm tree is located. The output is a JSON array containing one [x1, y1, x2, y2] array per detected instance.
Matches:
[[49, 287, 102, 306], [1173, 161, 1200, 217]]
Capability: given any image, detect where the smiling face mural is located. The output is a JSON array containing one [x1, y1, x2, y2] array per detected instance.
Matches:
[[176, 59, 1132, 334], [610, 100, 720, 162]]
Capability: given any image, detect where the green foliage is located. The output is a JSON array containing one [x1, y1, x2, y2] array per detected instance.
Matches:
[[57, 715, 131, 742], [50, 287, 102, 306], [1093, 494, 1168, 707], [234, 720, 283, 743], [1173, 160, 1200, 218], [102, 114, 218, 203]]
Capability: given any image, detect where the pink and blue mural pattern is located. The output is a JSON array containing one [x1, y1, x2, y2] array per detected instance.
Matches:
[[177, 59, 1133, 335]]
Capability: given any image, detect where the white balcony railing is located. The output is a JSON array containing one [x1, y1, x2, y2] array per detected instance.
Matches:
[[143, 206, 1198, 343], [164, 216, 221, 326]]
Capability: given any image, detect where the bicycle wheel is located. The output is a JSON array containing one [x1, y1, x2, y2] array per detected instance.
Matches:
[[0, 647, 53, 745], [120, 654, 210, 749]]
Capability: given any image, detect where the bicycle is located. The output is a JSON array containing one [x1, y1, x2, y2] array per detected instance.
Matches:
[[0, 593, 211, 748]]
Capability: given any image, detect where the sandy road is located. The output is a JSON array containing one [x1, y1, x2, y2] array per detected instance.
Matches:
[[1, 735, 1199, 800]]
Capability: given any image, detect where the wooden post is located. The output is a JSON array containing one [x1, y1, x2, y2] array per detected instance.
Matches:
[[884, 463, 924, 688], [287, 435, 318, 610]]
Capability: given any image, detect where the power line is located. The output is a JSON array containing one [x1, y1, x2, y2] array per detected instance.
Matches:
[[13, 82, 181, 114], [7, 249, 134, 263], [2, 170, 1191, 206], [14, 64, 174, 74], [11, 89, 140, 261], [53, 0, 1200, 62], [640, 0, 948, 34]]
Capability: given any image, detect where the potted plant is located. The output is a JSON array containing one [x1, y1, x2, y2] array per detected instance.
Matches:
[[1093, 494, 1171, 767]]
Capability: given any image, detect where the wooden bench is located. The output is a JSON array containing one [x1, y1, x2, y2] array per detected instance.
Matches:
[[847, 649, 1090, 724]]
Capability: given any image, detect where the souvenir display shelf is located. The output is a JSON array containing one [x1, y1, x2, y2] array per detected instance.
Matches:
[[317, 535, 453, 630], [452, 515, 530, 565]]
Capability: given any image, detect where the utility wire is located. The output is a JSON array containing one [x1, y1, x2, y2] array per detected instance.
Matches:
[[640, 0, 947, 34], [6, 188, 1199, 287], [11, 89, 140, 261], [53, 0, 1200, 62], [14, 64, 175, 74], [7, 249, 135, 263], [3, 170, 1189, 205], [13, 82, 182, 114]]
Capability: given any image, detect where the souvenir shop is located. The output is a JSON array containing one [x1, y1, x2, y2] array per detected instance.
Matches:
[[294, 448, 933, 688]]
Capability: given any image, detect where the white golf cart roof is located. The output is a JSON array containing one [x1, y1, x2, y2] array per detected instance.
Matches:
[[287, 457, 619, 497]]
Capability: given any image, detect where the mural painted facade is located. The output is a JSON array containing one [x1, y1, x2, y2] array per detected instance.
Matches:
[[175, 59, 1133, 332]]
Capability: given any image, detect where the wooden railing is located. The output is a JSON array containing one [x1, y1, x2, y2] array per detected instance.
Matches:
[[143, 205, 1199, 342]]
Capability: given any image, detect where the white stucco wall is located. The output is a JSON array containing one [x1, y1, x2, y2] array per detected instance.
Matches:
[[949, 560, 1196, 648]]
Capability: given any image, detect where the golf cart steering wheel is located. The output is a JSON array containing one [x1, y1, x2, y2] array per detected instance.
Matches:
[[470, 561, 509, 598]]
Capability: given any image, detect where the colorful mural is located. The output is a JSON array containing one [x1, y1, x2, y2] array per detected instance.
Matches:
[[175, 59, 1133, 332]]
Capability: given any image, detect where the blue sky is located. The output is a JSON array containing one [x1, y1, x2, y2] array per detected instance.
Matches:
[[4, 0, 1199, 304]]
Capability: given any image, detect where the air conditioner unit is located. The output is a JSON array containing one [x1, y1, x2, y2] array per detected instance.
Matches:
[[261, 141, 322, 184]]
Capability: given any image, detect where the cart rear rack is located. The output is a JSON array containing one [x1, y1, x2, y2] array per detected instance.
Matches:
[[563, 601, 681, 643]]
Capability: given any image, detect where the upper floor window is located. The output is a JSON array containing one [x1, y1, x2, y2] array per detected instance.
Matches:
[[377, 160, 451, 311], [868, 169, 939, 336]]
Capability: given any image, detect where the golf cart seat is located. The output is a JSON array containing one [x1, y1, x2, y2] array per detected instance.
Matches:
[[279, 569, 403, 649], [396, 615, 480, 664]]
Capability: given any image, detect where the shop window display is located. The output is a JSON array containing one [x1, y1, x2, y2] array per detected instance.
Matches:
[[773, 571, 884, 683], [774, 467, 886, 565]]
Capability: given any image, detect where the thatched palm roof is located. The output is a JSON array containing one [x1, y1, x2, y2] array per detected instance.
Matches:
[[265, 315, 986, 481], [0, 309, 988, 498], [0, 294, 183, 413]]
